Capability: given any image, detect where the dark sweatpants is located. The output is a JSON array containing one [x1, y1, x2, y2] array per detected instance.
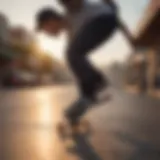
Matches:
[[67, 14, 118, 99]]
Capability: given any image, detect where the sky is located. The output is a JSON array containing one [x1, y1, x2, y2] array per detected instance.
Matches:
[[0, 0, 149, 65]]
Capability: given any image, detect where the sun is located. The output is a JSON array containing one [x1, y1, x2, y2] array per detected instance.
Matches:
[[36, 33, 65, 60]]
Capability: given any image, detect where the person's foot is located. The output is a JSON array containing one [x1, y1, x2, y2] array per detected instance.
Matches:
[[94, 81, 112, 105], [65, 97, 92, 125]]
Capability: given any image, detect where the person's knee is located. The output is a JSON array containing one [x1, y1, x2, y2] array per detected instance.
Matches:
[[66, 47, 82, 66]]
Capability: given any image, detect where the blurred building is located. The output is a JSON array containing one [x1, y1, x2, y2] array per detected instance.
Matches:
[[0, 13, 10, 42], [135, 0, 160, 46], [127, 0, 160, 96]]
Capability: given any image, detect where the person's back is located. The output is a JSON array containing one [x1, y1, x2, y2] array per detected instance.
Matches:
[[65, 0, 117, 39]]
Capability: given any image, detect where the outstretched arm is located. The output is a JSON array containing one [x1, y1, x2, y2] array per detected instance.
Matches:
[[104, 0, 136, 48], [118, 19, 136, 48]]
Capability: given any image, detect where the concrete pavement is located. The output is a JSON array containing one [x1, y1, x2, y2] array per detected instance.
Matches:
[[0, 85, 160, 160]]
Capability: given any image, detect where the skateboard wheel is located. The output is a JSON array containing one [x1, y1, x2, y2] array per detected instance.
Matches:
[[57, 122, 71, 139], [79, 119, 92, 136]]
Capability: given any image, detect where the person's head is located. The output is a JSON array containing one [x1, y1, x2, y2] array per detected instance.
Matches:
[[59, 0, 83, 12], [36, 8, 64, 36]]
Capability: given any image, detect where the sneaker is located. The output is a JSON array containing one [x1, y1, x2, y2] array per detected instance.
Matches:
[[65, 96, 92, 125], [94, 83, 112, 105]]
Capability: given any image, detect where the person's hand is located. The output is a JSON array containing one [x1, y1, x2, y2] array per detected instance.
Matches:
[[130, 37, 138, 49]]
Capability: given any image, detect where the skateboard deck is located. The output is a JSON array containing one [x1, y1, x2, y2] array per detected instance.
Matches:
[[57, 120, 103, 160], [57, 119, 92, 150]]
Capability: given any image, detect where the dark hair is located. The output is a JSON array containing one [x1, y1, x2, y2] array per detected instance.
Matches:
[[36, 8, 62, 30], [59, 0, 72, 5]]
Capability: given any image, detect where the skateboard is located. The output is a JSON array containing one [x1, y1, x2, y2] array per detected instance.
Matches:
[[57, 119, 92, 152], [57, 119, 103, 160]]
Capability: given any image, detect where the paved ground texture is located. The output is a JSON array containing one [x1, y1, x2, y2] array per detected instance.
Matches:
[[0, 85, 160, 160]]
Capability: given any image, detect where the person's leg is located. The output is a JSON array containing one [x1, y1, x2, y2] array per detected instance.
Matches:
[[66, 14, 118, 124], [67, 48, 104, 99], [67, 14, 117, 98]]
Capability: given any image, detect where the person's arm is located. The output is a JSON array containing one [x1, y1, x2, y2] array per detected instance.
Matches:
[[118, 19, 136, 48], [103, 0, 136, 48]]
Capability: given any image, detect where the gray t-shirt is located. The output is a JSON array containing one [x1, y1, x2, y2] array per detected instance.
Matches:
[[66, 0, 114, 40]]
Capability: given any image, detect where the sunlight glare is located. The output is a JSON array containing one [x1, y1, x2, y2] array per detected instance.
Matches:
[[36, 33, 66, 60], [35, 90, 53, 124]]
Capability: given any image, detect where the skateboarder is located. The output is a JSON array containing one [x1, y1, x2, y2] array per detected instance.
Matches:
[[36, 0, 136, 126]]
